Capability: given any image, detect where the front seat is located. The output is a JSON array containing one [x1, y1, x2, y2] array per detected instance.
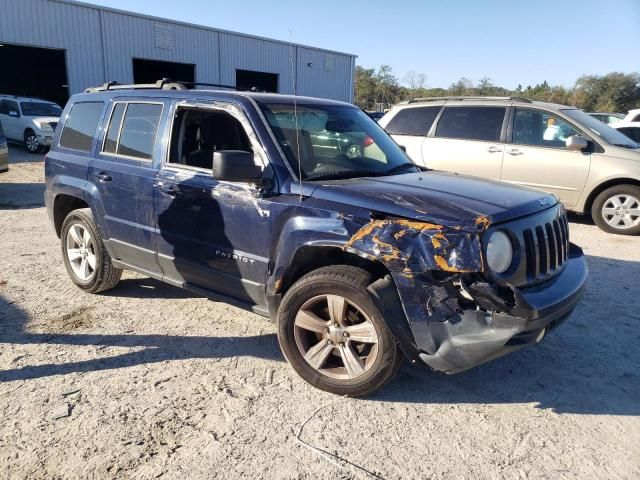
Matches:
[[186, 114, 250, 169]]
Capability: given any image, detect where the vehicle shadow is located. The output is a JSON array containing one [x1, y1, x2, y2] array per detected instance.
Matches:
[[0, 294, 282, 383], [0, 182, 45, 209], [374, 253, 640, 415], [102, 277, 202, 300]]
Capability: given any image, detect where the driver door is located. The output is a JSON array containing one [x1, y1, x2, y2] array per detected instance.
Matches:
[[501, 108, 590, 207], [154, 101, 273, 306]]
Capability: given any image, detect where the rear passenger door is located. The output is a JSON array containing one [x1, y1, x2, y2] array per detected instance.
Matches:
[[384, 106, 441, 165], [421, 106, 507, 180], [88, 99, 167, 274]]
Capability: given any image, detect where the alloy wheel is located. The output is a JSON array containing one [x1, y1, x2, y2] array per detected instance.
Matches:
[[293, 294, 379, 380], [66, 223, 97, 281], [601, 194, 640, 230], [25, 134, 39, 153]]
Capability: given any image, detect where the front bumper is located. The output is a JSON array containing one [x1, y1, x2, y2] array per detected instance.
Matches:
[[416, 244, 587, 374]]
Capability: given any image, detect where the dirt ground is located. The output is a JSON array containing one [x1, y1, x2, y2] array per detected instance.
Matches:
[[1, 146, 639, 480]]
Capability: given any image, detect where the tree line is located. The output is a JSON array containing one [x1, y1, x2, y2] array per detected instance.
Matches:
[[354, 66, 640, 114]]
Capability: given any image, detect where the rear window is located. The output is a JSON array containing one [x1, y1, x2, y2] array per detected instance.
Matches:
[[385, 106, 441, 136], [435, 106, 506, 142], [59, 102, 104, 152]]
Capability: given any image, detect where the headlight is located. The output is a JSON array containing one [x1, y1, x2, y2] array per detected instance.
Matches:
[[486, 231, 513, 273], [34, 121, 53, 132]]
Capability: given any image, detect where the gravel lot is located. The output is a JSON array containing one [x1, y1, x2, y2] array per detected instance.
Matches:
[[1, 146, 639, 479]]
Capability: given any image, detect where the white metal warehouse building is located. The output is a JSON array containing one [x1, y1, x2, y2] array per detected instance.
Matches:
[[0, 0, 356, 107]]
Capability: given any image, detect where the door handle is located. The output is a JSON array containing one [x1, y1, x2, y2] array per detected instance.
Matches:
[[507, 148, 523, 156], [95, 171, 112, 182], [487, 146, 502, 153]]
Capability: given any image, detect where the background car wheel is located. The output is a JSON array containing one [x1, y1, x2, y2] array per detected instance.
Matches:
[[592, 185, 640, 235], [277, 265, 401, 396], [61, 208, 122, 293], [346, 144, 362, 158], [24, 130, 41, 154]]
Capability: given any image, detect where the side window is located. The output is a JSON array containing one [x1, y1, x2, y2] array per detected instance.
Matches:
[[512, 109, 580, 149], [1, 100, 20, 117], [102, 103, 126, 154], [385, 106, 441, 136], [59, 102, 104, 152], [435, 106, 506, 142], [168, 107, 253, 170], [117, 103, 163, 160]]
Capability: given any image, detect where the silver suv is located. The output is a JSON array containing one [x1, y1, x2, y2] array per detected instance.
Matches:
[[0, 95, 62, 153], [380, 96, 640, 235]]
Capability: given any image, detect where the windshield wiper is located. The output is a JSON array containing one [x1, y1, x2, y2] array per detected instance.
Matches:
[[385, 162, 419, 175], [304, 169, 388, 181], [614, 143, 637, 149]]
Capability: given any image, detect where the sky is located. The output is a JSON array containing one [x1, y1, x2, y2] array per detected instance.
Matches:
[[90, 0, 640, 89]]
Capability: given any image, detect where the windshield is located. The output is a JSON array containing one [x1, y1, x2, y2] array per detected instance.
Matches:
[[20, 102, 62, 117], [258, 102, 417, 180], [562, 109, 637, 148]]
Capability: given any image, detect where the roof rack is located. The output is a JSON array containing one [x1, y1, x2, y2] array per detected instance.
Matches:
[[84, 78, 238, 93], [401, 96, 532, 104]]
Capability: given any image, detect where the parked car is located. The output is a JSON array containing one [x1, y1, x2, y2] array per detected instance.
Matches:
[[588, 112, 624, 125], [0, 95, 62, 153], [366, 111, 385, 122], [612, 122, 640, 144], [380, 96, 640, 235], [623, 108, 640, 123], [45, 81, 587, 396], [0, 120, 8, 172]]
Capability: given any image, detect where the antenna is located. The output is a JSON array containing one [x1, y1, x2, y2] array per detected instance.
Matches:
[[289, 30, 303, 202]]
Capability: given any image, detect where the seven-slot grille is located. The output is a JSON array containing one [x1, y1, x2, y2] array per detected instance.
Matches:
[[522, 212, 569, 281]]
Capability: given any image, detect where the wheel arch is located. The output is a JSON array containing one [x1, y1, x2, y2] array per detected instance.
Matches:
[[272, 244, 421, 362], [583, 177, 640, 218], [53, 194, 89, 237]]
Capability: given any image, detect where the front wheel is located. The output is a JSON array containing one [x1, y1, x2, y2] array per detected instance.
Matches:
[[61, 208, 122, 293], [277, 266, 401, 396], [24, 130, 41, 154], [591, 185, 640, 235]]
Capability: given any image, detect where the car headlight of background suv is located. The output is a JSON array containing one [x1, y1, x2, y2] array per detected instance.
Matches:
[[34, 121, 53, 132], [486, 230, 513, 273]]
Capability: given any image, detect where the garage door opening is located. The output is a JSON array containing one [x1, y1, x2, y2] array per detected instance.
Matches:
[[133, 58, 195, 86], [0, 43, 69, 107], [236, 70, 278, 93]]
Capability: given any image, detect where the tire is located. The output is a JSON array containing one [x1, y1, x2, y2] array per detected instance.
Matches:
[[277, 265, 401, 396], [24, 129, 41, 154], [60, 208, 122, 293], [591, 185, 640, 235]]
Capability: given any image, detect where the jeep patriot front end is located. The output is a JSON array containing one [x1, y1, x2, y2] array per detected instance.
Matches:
[[45, 80, 587, 396]]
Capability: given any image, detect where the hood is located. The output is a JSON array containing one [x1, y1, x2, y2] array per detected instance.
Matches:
[[308, 171, 558, 226], [604, 144, 640, 160]]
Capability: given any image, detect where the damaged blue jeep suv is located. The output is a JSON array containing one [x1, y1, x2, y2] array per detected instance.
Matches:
[[45, 80, 588, 396]]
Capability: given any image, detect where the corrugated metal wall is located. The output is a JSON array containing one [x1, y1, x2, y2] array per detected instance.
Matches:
[[0, 0, 355, 102]]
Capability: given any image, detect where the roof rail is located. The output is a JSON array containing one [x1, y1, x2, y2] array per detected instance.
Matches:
[[401, 96, 532, 104], [84, 78, 238, 93]]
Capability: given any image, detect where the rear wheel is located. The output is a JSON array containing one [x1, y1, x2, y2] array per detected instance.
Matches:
[[591, 185, 640, 235], [61, 208, 122, 293], [24, 130, 41, 154], [277, 266, 401, 396]]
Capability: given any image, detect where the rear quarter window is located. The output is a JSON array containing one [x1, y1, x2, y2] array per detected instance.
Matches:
[[385, 106, 441, 136], [435, 106, 506, 142], [59, 102, 104, 152]]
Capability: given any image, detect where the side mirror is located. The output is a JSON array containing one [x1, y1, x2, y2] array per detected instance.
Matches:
[[212, 150, 263, 183], [566, 135, 588, 151], [9, 111, 19, 118]]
